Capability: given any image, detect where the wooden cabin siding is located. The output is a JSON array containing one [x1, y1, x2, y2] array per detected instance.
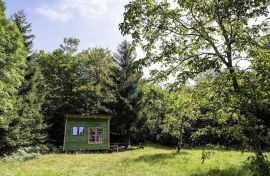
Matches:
[[64, 118, 109, 151]]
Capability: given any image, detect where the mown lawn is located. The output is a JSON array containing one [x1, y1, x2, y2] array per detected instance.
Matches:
[[0, 146, 264, 176]]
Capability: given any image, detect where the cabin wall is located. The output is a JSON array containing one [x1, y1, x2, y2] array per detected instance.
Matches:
[[64, 118, 109, 151]]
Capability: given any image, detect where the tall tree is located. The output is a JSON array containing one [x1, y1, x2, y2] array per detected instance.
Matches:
[[76, 47, 117, 114], [0, 0, 27, 154], [11, 10, 34, 53], [120, 0, 270, 173], [112, 40, 143, 145], [60, 38, 80, 54], [113, 40, 138, 82], [162, 88, 193, 152], [137, 81, 169, 144], [11, 10, 47, 148], [38, 49, 76, 146], [120, 0, 269, 90]]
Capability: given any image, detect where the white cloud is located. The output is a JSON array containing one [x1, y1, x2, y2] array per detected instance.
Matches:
[[36, 6, 74, 22], [36, 0, 128, 23]]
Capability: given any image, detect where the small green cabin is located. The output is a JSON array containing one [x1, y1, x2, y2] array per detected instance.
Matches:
[[63, 114, 111, 151]]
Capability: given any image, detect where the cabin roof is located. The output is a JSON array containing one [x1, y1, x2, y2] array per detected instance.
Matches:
[[65, 114, 111, 120]]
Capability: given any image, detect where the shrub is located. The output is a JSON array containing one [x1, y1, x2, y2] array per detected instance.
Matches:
[[0, 144, 58, 163], [246, 153, 270, 176]]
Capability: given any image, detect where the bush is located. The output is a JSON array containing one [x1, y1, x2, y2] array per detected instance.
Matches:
[[0, 148, 39, 162], [246, 153, 270, 176], [0, 144, 58, 163], [201, 150, 215, 164]]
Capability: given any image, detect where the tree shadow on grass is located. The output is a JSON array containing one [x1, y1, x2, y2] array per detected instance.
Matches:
[[144, 142, 176, 150], [132, 151, 189, 164], [189, 167, 252, 176]]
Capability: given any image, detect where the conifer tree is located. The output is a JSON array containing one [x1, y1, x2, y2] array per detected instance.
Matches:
[[112, 41, 143, 145], [0, 0, 27, 154], [11, 10, 47, 148]]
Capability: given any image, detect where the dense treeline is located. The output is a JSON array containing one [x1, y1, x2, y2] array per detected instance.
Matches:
[[0, 0, 270, 174]]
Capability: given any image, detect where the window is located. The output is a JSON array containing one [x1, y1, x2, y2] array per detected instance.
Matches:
[[72, 127, 78, 135], [88, 128, 104, 144], [96, 129, 103, 143], [72, 127, 84, 136], [79, 127, 84, 135]]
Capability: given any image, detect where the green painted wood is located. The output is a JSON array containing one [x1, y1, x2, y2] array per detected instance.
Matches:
[[64, 118, 109, 151]]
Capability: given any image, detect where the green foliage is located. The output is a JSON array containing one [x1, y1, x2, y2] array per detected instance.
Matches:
[[0, 1, 27, 154], [0, 144, 57, 163], [247, 153, 270, 176], [120, 0, 269, 90], [0, 148, 39, 163], [39, 39, 116, 146], [185, 70, 270, 174], [0, 0, 5, 17], [113, 40, 138, 81], [0, 1, 46, 156], [137, 82, 168, 142], [189, 70, 270, 149], [11, 10, 35, 52], [0, 3, 269, 176], [121, 0, 270, 173], [201, 150, 215, 164], [13, 10, 47, 149], [15, 53, 48, 147], [60, 38, 80, 54], [161, 88, 194, 151], [111, 40, 143, 144], [76, 47, 116, 113]]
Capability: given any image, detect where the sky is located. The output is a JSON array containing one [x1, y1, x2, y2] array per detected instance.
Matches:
[[5, 0, 130, 52]]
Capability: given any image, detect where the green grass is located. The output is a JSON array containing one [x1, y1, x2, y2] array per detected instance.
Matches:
[[0, 146, 265, 176]]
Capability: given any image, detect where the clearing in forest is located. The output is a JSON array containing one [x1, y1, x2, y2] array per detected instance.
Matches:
[[0, 145, 265, 176]]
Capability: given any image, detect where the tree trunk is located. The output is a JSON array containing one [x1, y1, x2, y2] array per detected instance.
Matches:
[[177, 134, 183, 153], [126, 129, 131, 147], [229, 68, 240, 92], [128, 134, 131, 146], [226, 45, 240, 93], [177, 117, 184, 153]]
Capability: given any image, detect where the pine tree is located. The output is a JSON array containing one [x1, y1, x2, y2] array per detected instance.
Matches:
[[11, 10, 34, 53], [0, 0, 27, 154], [11, 10, 47, 148], [112, 40, 142, 145]]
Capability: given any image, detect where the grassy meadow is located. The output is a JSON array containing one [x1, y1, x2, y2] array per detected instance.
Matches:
[[0, 146, 265, 176]]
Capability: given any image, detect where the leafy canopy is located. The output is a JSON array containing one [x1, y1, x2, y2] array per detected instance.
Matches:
[[120, 0, 270, 89]]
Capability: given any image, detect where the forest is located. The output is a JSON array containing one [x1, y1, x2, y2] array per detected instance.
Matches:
[[0, 0, 270, 175]]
